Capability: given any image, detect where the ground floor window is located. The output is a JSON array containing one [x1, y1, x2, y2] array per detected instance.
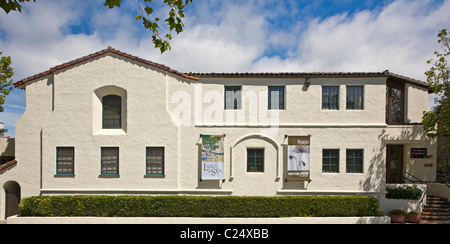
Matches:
[[56, 147, 74, 175], [323, 149, 339, 173], [101, 147, 119, 175], [146, 147, 165, 176], [247, 148, 264, 173], [346, 149, 363, 173]]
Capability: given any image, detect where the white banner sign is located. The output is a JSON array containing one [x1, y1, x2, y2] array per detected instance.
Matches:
[[201, 135, 225, 180], [287, 136, 311, 181]]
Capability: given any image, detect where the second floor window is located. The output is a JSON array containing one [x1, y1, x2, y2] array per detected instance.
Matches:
[[225, 86, 242, 110], [386, 81, 404, 124], [103, 95, 122, 129], [346, 86, 364, 110], [322, 86, 339, 110], [268, 86, 285, 110]]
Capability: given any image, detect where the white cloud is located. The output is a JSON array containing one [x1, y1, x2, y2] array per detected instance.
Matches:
[[252, 0, 450, 81]]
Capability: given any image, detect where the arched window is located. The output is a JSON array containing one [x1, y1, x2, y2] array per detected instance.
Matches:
[[103, 95, 122, 129]]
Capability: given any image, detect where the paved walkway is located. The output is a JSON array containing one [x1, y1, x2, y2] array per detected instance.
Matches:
[[5, 216, 391, 224]]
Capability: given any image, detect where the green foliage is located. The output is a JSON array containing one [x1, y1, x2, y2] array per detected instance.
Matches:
[[2, 0, 192, 54], [424, 29, 450, 138], [105, 0, 193, 54], [0, 52, 14, 112], [386, 186, 423, 200], [18, 195, 384, 218], [0, 0, 35, 14]]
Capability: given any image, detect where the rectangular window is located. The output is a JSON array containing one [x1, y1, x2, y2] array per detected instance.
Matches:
[[346, 86, 364, 110], [101, 147, 119, 175], [346, 149, 364, 173], [146, 147, 165, 176], [322, 86, 339, 110], [386, 80, 404, 124], [247, 148, 264, 173], [103, 95, 122, 129], [56, 147, 74, 175], [322, 149, 339, 173], [225, 86, 242, 110], [268, 86, 285, 110]]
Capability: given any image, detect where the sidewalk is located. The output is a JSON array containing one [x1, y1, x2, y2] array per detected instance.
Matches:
[[5, 216, 391, 224]]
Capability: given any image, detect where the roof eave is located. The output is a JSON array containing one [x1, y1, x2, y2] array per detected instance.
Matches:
[[13, 47, 199, 88]]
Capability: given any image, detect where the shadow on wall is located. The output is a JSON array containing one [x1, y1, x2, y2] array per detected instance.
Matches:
[[0, 138, 15, 165], [386, 124, 437, 182], [361, 129, 386, 192]]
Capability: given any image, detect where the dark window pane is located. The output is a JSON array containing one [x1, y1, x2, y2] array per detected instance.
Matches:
[[247, 149, 264, 172], [322, 149, 339, 173], [322, 86, 339, 110], [103, 95, 122, 128], [346, 149, 363, 173], [346, 86, 364, 110]]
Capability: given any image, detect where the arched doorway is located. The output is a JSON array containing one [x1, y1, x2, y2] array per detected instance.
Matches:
[[3, 181, 21, 218]]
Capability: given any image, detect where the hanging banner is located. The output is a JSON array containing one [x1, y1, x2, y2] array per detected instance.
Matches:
[[287, 136, 311, 181], [201, 135, 225, 180]]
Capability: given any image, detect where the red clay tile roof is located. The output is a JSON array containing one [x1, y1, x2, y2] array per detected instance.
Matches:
[[13, 46, 200, 88], [189, 71, 429, 89], [14, 47, 429, 90]]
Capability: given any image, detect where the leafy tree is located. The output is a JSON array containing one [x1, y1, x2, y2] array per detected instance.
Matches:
[[0, 0, 34, 14], [105, 0, 193, 53], [423, 29, 450, 138], [1, 0, 193, 54], [0, 52, 14, 112]]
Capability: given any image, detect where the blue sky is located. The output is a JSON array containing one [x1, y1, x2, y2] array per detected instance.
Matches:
[[0, 0, 449, 137]]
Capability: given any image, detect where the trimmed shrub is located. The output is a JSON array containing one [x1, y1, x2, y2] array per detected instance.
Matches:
[[18, 195, 384, 218], [386, 186, 423, 200]]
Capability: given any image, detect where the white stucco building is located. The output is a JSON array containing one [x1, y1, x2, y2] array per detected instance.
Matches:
[[0, 47, 436, 219]]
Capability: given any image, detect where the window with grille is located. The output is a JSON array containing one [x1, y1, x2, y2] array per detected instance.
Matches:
[[101, 147, 119, 175], [103, 95, 122, 129], [346, 149, 363, 173], [322, 149, 339, 173], [247, 148, 264, 173], [346, 86, 364, 110], [322, 86, 339, 110], [56, 147, 74, 175], [146, 147, 164, 176]]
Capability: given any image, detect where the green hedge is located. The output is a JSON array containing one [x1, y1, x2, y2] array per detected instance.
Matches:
[[386, 186, 423, 200], [18, 195, 384, 217]]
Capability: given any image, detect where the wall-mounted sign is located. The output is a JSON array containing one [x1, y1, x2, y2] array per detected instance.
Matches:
[[287, 136, 310, 181], [201, 135, 225, 180], [411, 148, 431, 159]]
